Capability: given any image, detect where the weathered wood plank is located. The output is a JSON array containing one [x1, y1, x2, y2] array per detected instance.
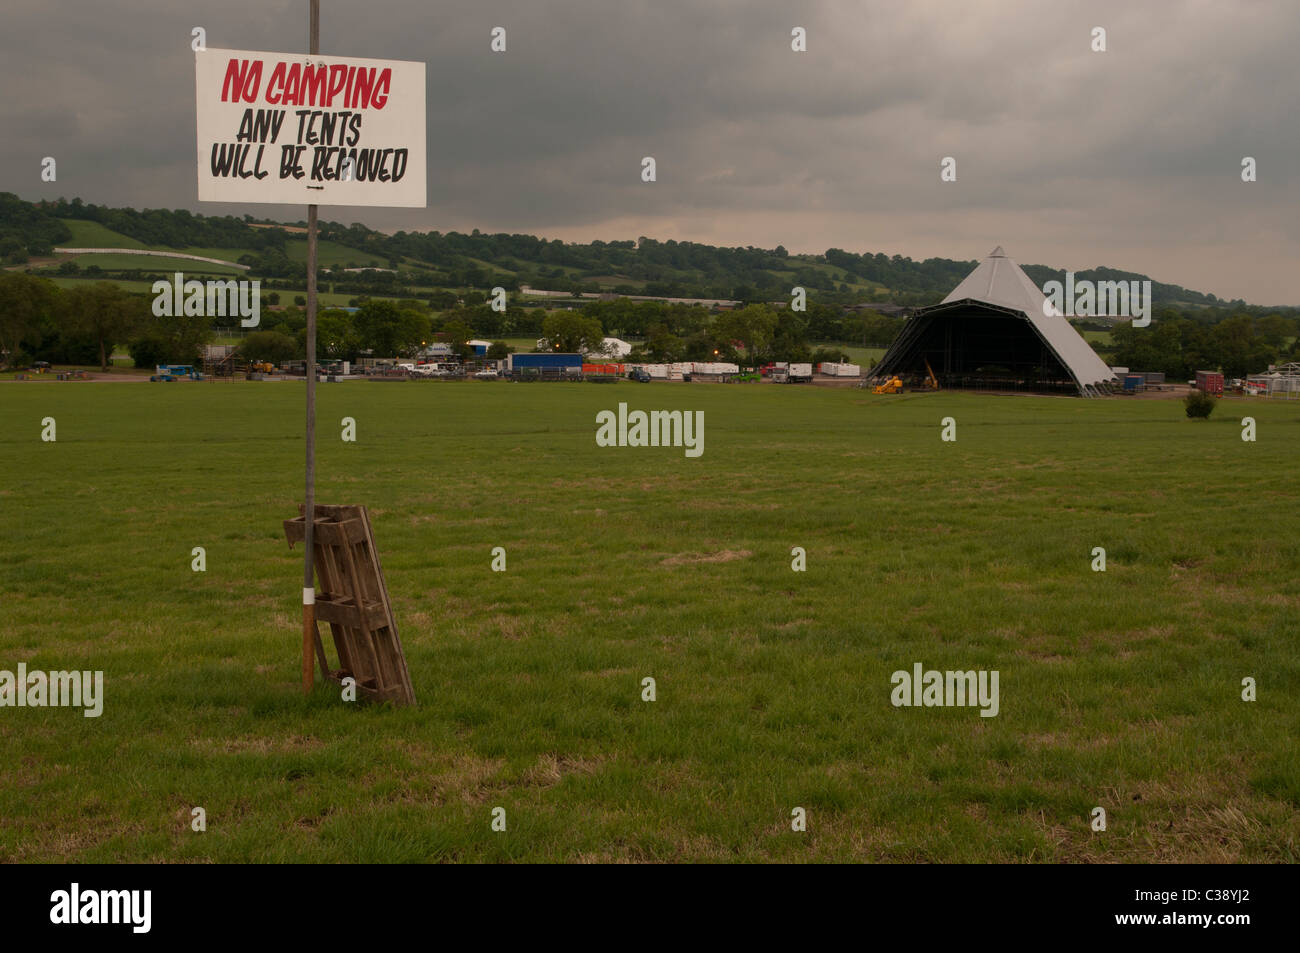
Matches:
[[283, 503, 416, 706]]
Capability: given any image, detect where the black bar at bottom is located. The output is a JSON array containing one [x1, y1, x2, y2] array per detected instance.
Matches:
[[0, 863, 1284, 941]]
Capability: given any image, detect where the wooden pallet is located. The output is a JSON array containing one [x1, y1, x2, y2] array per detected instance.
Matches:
[[284, 504, 416, 705]]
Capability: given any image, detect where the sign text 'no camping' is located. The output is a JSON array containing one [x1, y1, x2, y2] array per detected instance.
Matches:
[[195, 48, 426, 207]]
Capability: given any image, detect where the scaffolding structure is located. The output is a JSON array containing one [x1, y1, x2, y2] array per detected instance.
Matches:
[[1248, 362, 1300, 399], [201, 344, 247, 380]]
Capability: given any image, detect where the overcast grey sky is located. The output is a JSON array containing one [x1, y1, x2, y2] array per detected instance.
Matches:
[[3, 0, 1298, 303]]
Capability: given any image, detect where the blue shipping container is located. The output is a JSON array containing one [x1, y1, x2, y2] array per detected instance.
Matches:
[[509, 352, 583, 370]]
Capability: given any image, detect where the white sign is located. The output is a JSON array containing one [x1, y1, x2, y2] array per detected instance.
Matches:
[[195, 48, 425, 207]]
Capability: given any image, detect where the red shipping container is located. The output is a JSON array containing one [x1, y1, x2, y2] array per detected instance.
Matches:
[[1195, 370, 1224, 395]]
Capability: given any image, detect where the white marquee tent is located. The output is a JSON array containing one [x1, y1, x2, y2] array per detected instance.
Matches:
[[872, 247, 1117, 396]]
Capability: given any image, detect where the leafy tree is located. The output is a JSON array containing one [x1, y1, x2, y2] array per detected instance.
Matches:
[[438, 316, 474, 359], [128, 311, 212, 367], [508, 305, 544, 337], [847, 310, 905, 348], [1113, 311, 1216, 380], [486, 341, 512, 359], [682, 329, 717, 361], [771, 316, 812, 362], [0, 192, 73, 250], [1256, 314, 1292, 353], [644, 323, 683, 361], [542, 311, 604, 353], [804, 303, 843, 341], [464, 303, 502, 337], [128, 334, 170, 369], [713, 304, 778, 365], [63, 281, 142, 371], [663, 303, 708, 337], [0, 273, 59, 368], [1213, 314, 1275, 378], [354, 300, 429, 357], [239, 330, 299, 365], [315, 309, 360, 360], [46, 325, 100, 365]]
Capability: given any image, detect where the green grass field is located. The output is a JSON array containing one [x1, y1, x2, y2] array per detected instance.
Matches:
[[59, 218, 148, 249], [1, 383, 1296, 862], [54, 218, 374, 273], [822, 344, 887, 367], [284, 238, 383, 268], [46, 253, 246, 275], [41, 277, 161, 294]]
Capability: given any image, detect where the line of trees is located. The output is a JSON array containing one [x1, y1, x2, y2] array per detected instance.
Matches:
[[0, 273, 214, 370], [535, 301, 903, 365], [0, 269, 908, 372], [1110, 310, 1297, 379], [7, 263, 1294, 378], [0, 274, 161, 370]]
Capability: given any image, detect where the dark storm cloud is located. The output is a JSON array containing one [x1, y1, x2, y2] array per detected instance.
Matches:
[[2, 0, 1298, 301]]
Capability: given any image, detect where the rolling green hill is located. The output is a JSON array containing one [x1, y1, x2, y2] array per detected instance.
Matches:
[[284, 237, 391, 268], [0, 192, 1281, 312], [58, 218, 148, 249]]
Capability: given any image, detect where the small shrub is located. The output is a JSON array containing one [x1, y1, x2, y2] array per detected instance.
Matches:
[[1184, 389, 1217, 418]]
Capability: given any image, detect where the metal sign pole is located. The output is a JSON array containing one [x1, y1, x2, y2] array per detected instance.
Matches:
[[302, 0, 320, 694]]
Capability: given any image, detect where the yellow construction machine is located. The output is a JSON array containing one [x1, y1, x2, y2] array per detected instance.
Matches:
[[924, 358, 940, 390], [872, 360, 938, 395], [873, 376, 904, 394]]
